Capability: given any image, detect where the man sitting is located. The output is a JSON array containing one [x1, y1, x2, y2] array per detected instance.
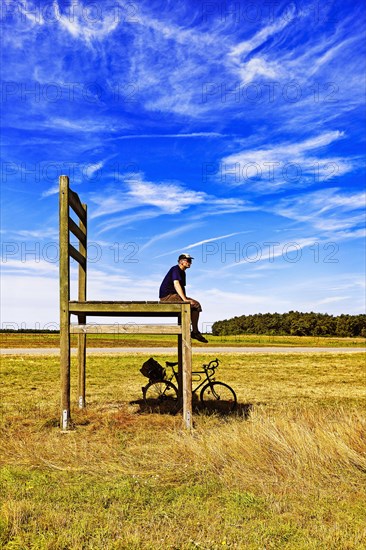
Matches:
[[159, 253, 208, 343]]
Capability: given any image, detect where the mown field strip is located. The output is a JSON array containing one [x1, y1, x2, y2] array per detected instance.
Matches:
[[1, 346, 365, 355]]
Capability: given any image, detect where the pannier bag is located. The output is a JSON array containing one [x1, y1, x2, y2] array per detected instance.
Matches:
[[140, 357, 166, 381]]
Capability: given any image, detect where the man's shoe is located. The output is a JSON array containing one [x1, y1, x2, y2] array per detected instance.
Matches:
[[191, 331, 208, 343]]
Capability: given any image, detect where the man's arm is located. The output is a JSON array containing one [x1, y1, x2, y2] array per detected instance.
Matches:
[[173, 281, 196, 304], [173, 280, 188, 301]]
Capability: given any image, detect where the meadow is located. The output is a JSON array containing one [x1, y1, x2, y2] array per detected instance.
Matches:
[[1, 352, 365, 549], [1, 332, 365, 348]]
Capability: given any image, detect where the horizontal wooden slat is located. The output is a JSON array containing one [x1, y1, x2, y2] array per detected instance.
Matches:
[[69, 217, 86, 245], [69, 244, 86, 268], [69, 301, 184, 315], [69, 189, 86, 221], [73, 300, 171, 304], [70, 324, 182, 334]]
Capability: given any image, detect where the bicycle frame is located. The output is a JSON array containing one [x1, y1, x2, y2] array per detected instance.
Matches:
[[168, 359, 219, 395]]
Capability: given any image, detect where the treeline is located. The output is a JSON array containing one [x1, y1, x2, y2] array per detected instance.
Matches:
[[212, 312, 366, 337]]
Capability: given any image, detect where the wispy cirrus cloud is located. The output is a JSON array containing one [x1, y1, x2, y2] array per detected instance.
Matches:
[[41, 157, 111, 197], [125, 174, 206, 214], [155, 232, 249, 258], [122, 0, 365, 128], [1, 259, 58, 275], [220, 131, 356, 192], [90, 172, 206, 219], [272, 188, 366, 232], [96, 209, 161, 234], [219, 236, 318, 270], [113, 132, 230, 140], [139, 224, 203, 253], [228, 7, 295, 60], [227, 6, 296, 86], [4, 0, 365, 137], [90, 172, 250, 232], [49, 117, 120, 133], [15, 0, 122, 42], [89, 173, 253, 236]]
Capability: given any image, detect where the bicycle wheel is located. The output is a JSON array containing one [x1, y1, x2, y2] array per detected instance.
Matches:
[[143, 380, 179, 414], [200, 382, 237, 413]]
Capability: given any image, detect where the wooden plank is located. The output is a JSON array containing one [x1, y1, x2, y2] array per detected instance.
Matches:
[[59, 175, 71, 430], [69, 301, 183, 314], [69, 244, 86, 268], [69, 188, 86, 221], [70, 324, 182, 334], [181, 303, 193, 429], [74, 300, 169, 311], [69, 217, 86, 245], [78, 204, 87, 304]]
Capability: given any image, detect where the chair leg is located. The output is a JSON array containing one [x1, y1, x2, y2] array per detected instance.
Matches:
[[78, 332, 86, 408], [181, 304, 193, 429], [60, 314, 71, 429]]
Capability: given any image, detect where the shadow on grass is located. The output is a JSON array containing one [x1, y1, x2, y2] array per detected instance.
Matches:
[[129, 398, 253, 419]]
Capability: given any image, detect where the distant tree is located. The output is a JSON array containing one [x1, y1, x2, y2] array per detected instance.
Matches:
[[211, 312, 366, 338]]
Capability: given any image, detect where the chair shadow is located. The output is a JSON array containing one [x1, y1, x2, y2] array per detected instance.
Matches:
[[129, 397, 253, 419], [194, 401, 253, 419]]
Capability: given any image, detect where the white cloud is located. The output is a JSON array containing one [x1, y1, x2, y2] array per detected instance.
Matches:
[[41, 185, 59, 198], [155, 232, 249, 258], [227, 9, 296, 86], [236, 56, 280, 85], [1, 274, 59, 327], [50, 117, 118, 133], [83, 161, 104, 178], [1, 259, 58, 275], [224, 130, 344, 163], [315, 296, 349, 305], [229, 6, 296, 59], [90, 172, 251, 235], [3, 228, 58, 239], [139, 224, 203, 253], [184, 233, 247, 250], [220, 131, 354, 191], [219, 237, 318, 270], [125, 174, 206, 214], [96, 209, 161, 234], [54, 0, 120, 43], [273, 188, 366, 232], [114, 132, 229, 139], [90, 173, 206, 222], [205, 288, 271, 305]]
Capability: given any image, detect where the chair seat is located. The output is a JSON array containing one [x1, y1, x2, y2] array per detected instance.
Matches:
[[68, 301, 186, 316]]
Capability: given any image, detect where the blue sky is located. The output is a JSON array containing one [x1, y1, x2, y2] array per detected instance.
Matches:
[[1, 0, 365, 330]]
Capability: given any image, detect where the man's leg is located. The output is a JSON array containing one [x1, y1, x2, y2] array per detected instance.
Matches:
[[191, 309, 199, 333], [189, 300, 208, 343], [161, 294, 207, 342]]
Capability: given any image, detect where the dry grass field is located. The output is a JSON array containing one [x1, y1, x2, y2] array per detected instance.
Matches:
[[1, 352, 365, 549]]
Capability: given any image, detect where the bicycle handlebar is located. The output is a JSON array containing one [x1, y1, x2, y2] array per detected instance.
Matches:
[[166, 358, 220, 373], [204, 358, 220, 370]]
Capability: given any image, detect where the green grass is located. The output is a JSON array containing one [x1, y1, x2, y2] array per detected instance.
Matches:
[[1, 332, 365, 348], [1, 353, 366, 549]]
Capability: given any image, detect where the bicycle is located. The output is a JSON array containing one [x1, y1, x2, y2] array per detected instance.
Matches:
[[141, 358, 237, 414]]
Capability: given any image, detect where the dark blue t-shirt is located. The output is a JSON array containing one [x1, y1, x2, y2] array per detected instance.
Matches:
[[159, 265, 186, 298]]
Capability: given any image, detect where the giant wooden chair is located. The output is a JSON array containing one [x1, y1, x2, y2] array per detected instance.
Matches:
[[59, 175, 192, 429]]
